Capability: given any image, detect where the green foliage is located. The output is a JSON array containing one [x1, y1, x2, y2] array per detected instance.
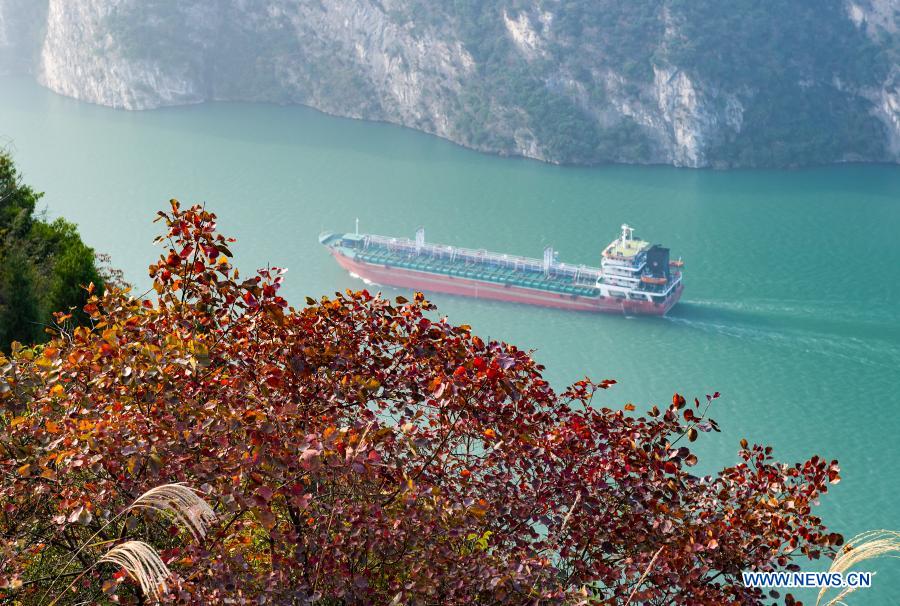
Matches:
[[396, 0, 895, 165], [665, 0, 892, 165], [667, 0, 888, 88], [0, 153, 105, 350], [0, 249, 39, 347], [0, 153, 40, 238], [45, 234, 103, 326]]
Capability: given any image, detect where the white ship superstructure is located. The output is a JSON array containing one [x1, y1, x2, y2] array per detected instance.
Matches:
[[595, 224, 683, 305]]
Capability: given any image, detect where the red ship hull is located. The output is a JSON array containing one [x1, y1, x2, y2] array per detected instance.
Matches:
[[331, 251, 683, 316]]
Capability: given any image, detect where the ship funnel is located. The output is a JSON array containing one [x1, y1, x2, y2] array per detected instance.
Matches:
[[415, 227, 425, 254]]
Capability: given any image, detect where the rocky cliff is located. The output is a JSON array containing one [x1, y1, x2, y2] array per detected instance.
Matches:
[[0, 0, 44, 75], [1, 0, 898, 168]]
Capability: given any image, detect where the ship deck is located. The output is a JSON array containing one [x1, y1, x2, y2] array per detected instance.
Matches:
[[604, 238, 650, 259], [351, 246, 601, 297]]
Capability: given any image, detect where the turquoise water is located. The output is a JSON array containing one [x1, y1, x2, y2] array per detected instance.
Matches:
[[3, 76, 900, 602]]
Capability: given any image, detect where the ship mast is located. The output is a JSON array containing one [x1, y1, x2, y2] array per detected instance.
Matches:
[[620, 223, 634, 244], [415, 227, 425, 254], [543, 246, 555, 276]]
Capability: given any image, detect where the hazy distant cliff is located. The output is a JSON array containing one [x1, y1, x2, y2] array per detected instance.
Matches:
[[2, 0, 899, 168]]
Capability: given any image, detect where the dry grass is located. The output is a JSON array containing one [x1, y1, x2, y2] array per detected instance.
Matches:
[[816, 530, 900, 606], [44, 483, 216, 605], [98, 541, 172, 602], [128, 483, 217, 540]]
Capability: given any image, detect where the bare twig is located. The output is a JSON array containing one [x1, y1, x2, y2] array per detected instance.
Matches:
[[625, 546, 664, 605]]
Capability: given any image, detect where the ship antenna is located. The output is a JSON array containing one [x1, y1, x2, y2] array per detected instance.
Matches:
[[355, 218, 359, 236]]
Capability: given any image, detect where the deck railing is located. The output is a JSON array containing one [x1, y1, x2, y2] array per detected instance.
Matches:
[[362, 234, 605, 285]]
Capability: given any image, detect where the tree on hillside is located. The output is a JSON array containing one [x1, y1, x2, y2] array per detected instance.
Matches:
[[39, 220, 105, 325], [0, 152, 39, 238], [0, 152, 105, 350], [0, 201, 842, 605], [0, 249, 40, 345]]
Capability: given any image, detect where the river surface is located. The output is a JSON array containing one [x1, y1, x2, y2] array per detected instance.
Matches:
[[3, 76, 900, 603]]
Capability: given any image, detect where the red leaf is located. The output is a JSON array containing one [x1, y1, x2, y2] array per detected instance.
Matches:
[[256, 486, 274, 503]]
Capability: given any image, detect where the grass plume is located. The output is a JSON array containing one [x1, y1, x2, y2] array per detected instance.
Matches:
[[128, 483, 217, 540], [98, 541, 172, 602], [43, 483, 215, 605], [816, 530, 900, 606]]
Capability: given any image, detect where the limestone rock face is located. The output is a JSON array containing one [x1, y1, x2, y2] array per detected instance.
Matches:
[[38, 0, 208, 109], [1, 0, 897, 168], [0, 0, 45, 74]]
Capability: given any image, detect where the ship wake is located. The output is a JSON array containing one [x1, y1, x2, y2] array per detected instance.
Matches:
[[667, 306, 900, 372], [349, 271, 378, 287]]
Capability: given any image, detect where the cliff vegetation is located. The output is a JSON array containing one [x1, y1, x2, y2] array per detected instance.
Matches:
[[1, 0, 898, 167]]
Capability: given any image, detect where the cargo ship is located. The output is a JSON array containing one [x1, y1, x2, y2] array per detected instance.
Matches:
[[319, 223, 683, 315]]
